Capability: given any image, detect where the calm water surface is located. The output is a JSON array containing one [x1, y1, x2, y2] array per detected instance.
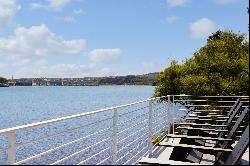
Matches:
[[0, 86, 188, 165], [0, 86, 154, 129]]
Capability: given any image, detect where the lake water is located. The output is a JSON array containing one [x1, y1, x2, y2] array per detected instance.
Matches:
[[0, 86, 155, 129], [0, 86, 188, 165]]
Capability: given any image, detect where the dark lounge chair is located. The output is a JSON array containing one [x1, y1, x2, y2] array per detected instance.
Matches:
[[139, 107, 249, 165]]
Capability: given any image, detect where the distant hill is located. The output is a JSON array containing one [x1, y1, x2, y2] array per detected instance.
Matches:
[[98, 72, 159, 86], [7, 72, 160, 86]]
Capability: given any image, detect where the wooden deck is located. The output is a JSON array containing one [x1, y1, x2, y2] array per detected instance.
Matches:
[[143, 139, 249, 165]]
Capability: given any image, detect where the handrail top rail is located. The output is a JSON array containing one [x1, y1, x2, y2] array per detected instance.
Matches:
[[0, 96, 168, 134]]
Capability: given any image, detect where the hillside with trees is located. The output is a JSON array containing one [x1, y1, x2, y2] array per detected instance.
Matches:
[[0, 73, 159, 86], [154, 30, 249, 96], [98, 73, 158, 86], [0, 77, 7, 84]]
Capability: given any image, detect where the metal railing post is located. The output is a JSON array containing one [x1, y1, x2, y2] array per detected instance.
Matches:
[[112, 108, 118, 165], [172, 96, 175, 134], [148, 99, 153, 157], [167, 95, 171, 134], [7, 131, 16, 165]]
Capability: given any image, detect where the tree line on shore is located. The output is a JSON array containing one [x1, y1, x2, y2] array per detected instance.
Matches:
[[0, 77, 7, 84], [0, 73, 159, 86]]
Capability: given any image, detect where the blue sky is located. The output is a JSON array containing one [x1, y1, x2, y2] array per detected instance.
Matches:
[[0, 0, 248, 78]]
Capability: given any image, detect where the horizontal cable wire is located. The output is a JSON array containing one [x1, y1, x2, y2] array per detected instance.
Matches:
[[117, 138, 149, 163], [118, 112, 148, 127], [118, 119, 147, 135], [97, 156, 111, 165], [15, 127, 112, 165], [123, 145, 149, 165], [152, 110, 167, 120], [118, 106, 149, 117], [132, 148, 150, 165], [76, 147, 110, 165], [117, 132, 149, 154], [153, 125, 166, 139], [152, 111, 168, 122], [153, 118, 168, 132], [51, 137, 112, 165], [152, 106, 168, 113], [152, 115, 168, 126], [118, 125, 148, 144], [16, 117, 113, 148]]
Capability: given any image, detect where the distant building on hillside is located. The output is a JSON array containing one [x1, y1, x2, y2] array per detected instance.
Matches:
[[8, 80, 16, 86], [15, 79, 32, 86], [32, 78, 49, 86], [8, 75, 16, 86], [49, 80, 64, 86]]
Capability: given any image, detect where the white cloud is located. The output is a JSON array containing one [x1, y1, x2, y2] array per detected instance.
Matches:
[[30, 3, 44, 9], [72, 9, 84, 15], [0, 0, 21, 28], [0, 24, 86, 57], [31, 0, 72, 11], [89, 48, 121, 64], [95, 67, 118, 77], [12, 59, 31, 67], [166, 0, 189, 8], [49, 64, 92, 77], [189, 18, 217, 39], [166, 16, 179, 23], [11, 59, 94, 78], [0, 63, 6, 69], [62, 16, 76, 23]]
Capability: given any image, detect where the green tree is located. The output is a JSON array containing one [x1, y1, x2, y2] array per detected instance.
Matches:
[[0, 77, 7, 84], [154, 31, 249, 96], [154, 60, 183, 96]]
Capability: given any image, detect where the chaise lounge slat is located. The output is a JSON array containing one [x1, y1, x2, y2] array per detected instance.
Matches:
[[194, 110, 221, 112], [177, 123, 228, 127], [165, 134, 232, 141], [176, 126, 228, 132], [158, 142, 232, 152], [185, 118, 212, 121]]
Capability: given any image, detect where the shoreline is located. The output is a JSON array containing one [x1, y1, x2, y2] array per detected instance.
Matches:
[[6, 84, 156, 87]]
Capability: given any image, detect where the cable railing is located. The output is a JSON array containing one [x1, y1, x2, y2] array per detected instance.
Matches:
[[0, 96, 172, 165], [0, 95, 248, 165]]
